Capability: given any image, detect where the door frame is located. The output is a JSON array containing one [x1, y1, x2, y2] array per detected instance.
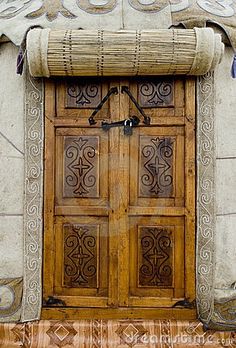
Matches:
[[21, 70, 216, 324], [41, 77, 196, 320]]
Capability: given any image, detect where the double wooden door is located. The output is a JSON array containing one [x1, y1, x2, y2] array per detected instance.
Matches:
[[43, 77, 196, 319]]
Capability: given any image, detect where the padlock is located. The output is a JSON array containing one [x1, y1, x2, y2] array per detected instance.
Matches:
[[124, 119, 133, 136]]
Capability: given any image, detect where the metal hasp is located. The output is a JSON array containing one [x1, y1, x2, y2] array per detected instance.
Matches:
[[101, 115, 140, 136], [88, 86, 118, 125], [88, 86, 151, 131], [121, 86, 150, 125]]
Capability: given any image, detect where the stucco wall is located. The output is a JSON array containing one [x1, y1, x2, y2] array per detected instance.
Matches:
[[0, 42, 24, 279], [214, 46, 236, 297]]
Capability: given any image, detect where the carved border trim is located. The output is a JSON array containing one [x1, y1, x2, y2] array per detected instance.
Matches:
[[21, 67, 44, 322], [196, 72, 215, 324]]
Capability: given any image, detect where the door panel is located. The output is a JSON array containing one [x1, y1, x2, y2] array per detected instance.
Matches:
[[55, 128, 109, 208], [43, 77, 196, 319], [129, 216, 185, 305], [130, 126, 185, 208], [56, 78, 110, 119], [54, 216, 109, 307]]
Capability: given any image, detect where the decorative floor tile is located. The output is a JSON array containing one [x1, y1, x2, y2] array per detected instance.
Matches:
[[0, 320, 235, 347]]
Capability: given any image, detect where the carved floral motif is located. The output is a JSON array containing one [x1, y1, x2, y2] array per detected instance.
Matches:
[[64, 136, 99, 198], [138, 80, 173, 108], [67, 82, 101, 108], [139, 136, 175, 198], [139, 227, 173, 287], [26, 0, 76, 21], [64, 225, 98, 288]]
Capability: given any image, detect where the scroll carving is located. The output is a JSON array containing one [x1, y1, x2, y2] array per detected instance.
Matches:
[[138, 80, 174, 107], [197, 72, 215, 323], [139, 227, 173, 287], [0, 0, 235, 22], [22, 69, 44, 321], [26, 0, 77, 21], [0, 0, 32, 19], [64, 224, 98, 288], [66, 82, 101, 108], [139, 136, 175, 198], [64, 136, 99, 198]]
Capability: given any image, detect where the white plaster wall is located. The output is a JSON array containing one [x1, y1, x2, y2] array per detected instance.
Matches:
[[214, 46, 236, 293], [0, 43, 24, 278]]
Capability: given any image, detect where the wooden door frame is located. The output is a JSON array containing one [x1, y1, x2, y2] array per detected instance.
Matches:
[[41, 77, 196, 320]]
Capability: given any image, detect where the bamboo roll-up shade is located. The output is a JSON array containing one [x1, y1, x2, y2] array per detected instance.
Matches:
[[27, 28, 224, 77]]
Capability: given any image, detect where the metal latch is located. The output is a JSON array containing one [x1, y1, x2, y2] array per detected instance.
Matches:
[[88, 86, 151, 129], [101, 115, 139, 136]]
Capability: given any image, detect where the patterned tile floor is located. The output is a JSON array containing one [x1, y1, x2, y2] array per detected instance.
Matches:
[[0, 320, 235, 348]]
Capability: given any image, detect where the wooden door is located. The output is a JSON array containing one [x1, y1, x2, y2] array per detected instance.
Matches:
[[43, 77, 196, 320]]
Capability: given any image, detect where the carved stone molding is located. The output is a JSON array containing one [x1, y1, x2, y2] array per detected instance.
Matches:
[[21, 67, 44, 322]]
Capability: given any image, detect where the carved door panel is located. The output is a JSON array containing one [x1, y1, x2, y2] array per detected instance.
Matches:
[[117, 78, 195, 310], [43, 77, 195, 319], [44, 78, 119, 309]]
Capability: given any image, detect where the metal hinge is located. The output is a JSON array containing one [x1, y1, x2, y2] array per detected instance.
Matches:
[[172, 299, 196, 309], [44, 296, 65, 307]]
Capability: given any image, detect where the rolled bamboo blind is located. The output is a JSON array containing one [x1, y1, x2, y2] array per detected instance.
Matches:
[[27, 28, 224, 77]]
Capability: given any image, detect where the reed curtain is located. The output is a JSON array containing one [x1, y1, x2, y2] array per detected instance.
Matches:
[[27, 28, 224, 77]]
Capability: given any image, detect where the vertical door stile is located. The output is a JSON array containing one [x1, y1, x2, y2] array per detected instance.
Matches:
[[118, 80, 130, 307], [107, 81, 120, 307], [43, 80, 56, 300], [184, 78, 196, 302]]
